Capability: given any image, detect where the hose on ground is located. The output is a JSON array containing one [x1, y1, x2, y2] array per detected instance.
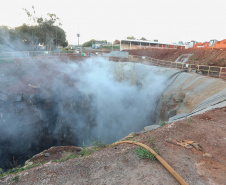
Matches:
[[113, 141, 189, 185]]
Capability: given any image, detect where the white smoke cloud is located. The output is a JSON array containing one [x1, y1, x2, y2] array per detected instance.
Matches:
[[0, 56, 167, 169]]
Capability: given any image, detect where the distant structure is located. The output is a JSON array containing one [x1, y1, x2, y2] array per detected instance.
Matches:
[[92, 40, 107, 49], [120, 39, 185, 50], [77, 33, 80, 46], [192, 39, 226, 50]]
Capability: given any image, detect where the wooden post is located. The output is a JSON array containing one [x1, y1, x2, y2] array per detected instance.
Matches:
[[208, 66, 210, 76], [219, 67, 222, 78]]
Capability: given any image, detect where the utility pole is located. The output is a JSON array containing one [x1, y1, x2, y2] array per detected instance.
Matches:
[[56, 30, 57, 48], [77, 33, 80, 47]]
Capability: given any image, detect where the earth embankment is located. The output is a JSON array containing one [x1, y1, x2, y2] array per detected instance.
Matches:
[[125, 48, 226, 67]]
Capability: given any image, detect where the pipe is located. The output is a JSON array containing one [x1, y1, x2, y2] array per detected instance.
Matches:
[[113, 141, 189, 185]]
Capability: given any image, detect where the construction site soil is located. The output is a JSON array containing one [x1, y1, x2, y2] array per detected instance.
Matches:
[[1, 52, 226, 184], [126, 48, 226, 67], [1, 107, 226, 185]]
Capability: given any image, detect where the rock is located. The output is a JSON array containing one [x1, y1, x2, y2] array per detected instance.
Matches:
[[25, 160, 33, 166], [23, 172, 29, 176], [203, 153, 212, 157], [143, 125, 160, 131], [45, 153, 50, 157], [44, 161, 52, 166]]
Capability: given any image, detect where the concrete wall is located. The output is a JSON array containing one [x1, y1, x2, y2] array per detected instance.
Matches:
[[114, 61, 226, 122]]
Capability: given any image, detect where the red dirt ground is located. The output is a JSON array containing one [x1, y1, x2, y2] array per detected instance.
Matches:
[[126, 48, 226, 67], [1, 107, 226, 185]]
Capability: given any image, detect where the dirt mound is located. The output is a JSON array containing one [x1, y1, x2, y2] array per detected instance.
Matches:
[[126, 48, 226, 67]]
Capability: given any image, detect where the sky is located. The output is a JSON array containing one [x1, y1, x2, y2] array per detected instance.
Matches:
[[0, 0, 226, 45]]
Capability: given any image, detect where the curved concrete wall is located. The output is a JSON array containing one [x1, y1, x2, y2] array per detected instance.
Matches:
[[114, 61, 226, 122]]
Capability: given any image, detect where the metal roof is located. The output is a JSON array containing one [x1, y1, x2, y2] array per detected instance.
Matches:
[[120, 39, 185, 46]]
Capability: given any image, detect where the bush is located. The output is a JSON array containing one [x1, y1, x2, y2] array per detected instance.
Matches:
[[135, 147, 156, 161]]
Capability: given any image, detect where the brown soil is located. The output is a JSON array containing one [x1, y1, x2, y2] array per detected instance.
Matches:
[[126, 48, 226, 67], [27, 146, 82, 165], [1, 107, 226, 185]]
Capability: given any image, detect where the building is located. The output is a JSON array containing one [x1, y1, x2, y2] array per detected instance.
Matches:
[[120, 39, 185, 50], [92, 40, 107, 49], [214, 39, 226, 49], [192, 39, 226, 50]]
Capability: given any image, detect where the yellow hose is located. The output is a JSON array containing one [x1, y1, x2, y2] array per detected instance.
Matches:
[[113, 141, 189, 185]]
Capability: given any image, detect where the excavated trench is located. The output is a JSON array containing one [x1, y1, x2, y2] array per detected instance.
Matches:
[[1, 57, 226, 170]]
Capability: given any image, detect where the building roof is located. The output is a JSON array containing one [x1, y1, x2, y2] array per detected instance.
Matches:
[[120, 39, 185, 46]]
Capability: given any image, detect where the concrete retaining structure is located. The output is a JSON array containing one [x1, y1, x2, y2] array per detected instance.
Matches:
[[114, 61, 226, 123]]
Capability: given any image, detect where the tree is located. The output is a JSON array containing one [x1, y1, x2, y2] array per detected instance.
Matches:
[[0, 7, 68, 52], [21, 7, 67, 50], [126, 36, 135, 40], [82, 39, 95, 47], [113, 40, 120, 44], [140, 37, 147, 41], [0, 26, 28, 52]]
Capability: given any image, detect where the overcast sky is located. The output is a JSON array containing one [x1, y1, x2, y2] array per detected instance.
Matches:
[[0, 0, 225, 44]]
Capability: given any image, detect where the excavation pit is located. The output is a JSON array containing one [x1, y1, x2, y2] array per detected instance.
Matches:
[[1, 56, 226, 170]]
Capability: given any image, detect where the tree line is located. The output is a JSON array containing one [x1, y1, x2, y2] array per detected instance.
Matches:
[[0, 7, 68, 52]]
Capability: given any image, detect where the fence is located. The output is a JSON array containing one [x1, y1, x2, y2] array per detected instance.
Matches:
[[128, 55, 226, 80], [0, 51, 74, 59], [1, 51, 226, 80]]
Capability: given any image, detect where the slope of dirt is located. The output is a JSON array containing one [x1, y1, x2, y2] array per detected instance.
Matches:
[[1, 107, 226, 185], [126, 48, 226, 67]]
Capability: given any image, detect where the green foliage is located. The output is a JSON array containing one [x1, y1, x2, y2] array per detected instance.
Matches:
[[0, 162, 47, 179], [52, 153, 79, 163], [0, 6, 68, 52], [186, 117, 193, 124], [91, 138, 107, 149], [140, 37, 147, 41], [11, 175, 20, 182], [102, 46, 120, 49], [79, 142, 96, 157], [113, 40, 120, 44], [159, 121, 166, 127], [60, 49, 74, 53], [146, 133, 155, 146], [82, 39, 95, 47], [135, 147, 156, 161], [189, 57, 198, 61], [80, 139, 107, 157], [127, 36, 136, 40]]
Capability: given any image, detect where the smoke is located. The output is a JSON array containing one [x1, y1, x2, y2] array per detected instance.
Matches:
[[75, 58, 166, 142], [0, 56, 167, 169]]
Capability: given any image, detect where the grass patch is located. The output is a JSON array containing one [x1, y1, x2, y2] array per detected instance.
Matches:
[[52, 153, 80, 163], [0, 139, 107, 179], [80, 139, 108, 157], [11, 175, 20, 182], [79, 142, 96, 157], [102, 46, 120, 49], [186, 117, 193, 124], [135, 147, 157, 161], [159, 120, 166, 127], [0, 162, 46, 180], [146, 133, 156, 146], [91, 138, 107, 149]]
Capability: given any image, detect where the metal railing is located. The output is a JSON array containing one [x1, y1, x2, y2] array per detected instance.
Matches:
[[129, 55, 226, 80], [0, 51, 75, 59], [1, 51, 226, 80]]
